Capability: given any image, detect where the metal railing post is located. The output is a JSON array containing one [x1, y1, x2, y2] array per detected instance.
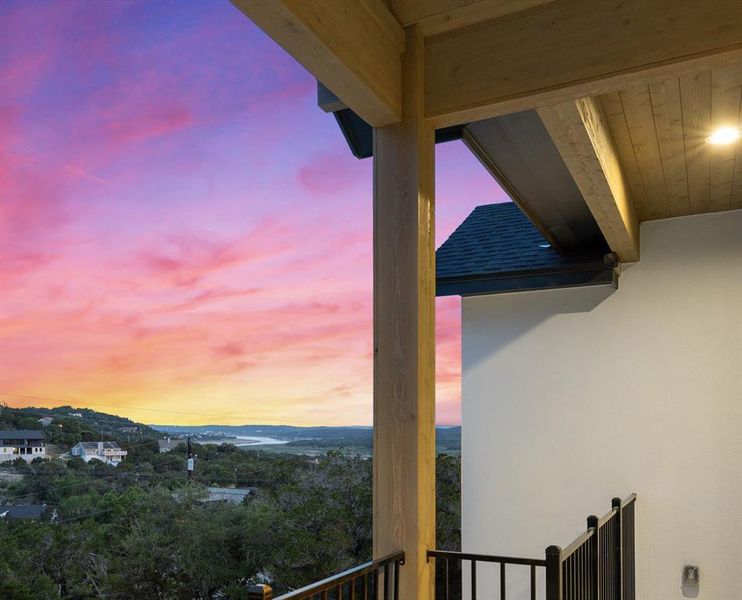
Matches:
[[587, 515, 599, 600], [545, 545, 563, 600], [612, 497, 623, 600]]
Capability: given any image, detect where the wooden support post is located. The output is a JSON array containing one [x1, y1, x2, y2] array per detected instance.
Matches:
[[373, 24, 436, 600]]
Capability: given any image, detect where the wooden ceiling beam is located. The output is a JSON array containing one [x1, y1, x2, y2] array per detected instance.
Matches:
[[231, 0, 404, 127], [425, 0, 742, 127], [538, 98, 640, 262], [387, 0, 554, 36]]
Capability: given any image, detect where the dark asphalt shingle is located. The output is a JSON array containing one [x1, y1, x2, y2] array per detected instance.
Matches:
[[436, 203, 612, 295], [0, 505, 46, 520], [0, 430, 45, 440]]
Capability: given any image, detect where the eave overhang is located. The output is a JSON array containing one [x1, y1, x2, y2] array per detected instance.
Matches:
[[436, 264, 618, 297]]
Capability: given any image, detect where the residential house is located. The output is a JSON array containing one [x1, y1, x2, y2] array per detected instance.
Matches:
[[206, 487, 256, 504], [0, 430, 46, 463], [70, 441, 127, 466], [37, 416, 53, 427], [158, 438, 186, 453], [206, 2, 742, 598]]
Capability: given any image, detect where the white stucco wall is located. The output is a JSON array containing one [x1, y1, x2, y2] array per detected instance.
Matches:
[[461, 210, 742, 600]]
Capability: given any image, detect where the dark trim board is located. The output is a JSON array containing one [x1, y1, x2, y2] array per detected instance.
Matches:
[[436, 267, 618, 297], [320, 82, 464, 158], [333, 109, 373, 159], [334, 108, 464, 158]]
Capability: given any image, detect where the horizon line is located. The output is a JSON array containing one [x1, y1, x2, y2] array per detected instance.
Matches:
[[1, 400, 460, 429]]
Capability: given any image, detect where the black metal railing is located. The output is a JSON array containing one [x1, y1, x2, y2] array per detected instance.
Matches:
[[428, 494, 636, 600], [546, 494, 637, 600], [427, 550, 546, 600], [274, 552, 405, 600], [278, 494, 635, 600]]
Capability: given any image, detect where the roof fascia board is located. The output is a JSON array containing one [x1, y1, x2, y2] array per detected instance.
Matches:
[[436, 267, 617, 297]]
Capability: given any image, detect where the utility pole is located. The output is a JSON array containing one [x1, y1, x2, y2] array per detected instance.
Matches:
[[186, 436, 194, 483]]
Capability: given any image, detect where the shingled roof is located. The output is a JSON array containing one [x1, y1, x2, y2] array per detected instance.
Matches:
[[436, 203, 616, 296], [0, 505, 46, 520], [0, 430, 45, 440]]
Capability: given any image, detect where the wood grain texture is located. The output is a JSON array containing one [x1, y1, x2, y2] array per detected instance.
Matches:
[[600, 92, 651, 221], [538, 98, 640, 262], [649, 78, 690, 217], [388, 0, 553, 35], [231, 0, 403, 126], [680, 70, 712, 214], [373, 25, 436, 600], [732, 99, 742, 209], [599, 64, 742, 220], [710, 62, 742, 211], [425, 0, 742, 127], [619, 84, 669, 219]]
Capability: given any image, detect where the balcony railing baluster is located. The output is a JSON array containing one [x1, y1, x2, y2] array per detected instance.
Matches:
[[500, 561, 506, 600], [273, 552, 404, 600], [471, 559, 477, 600], [426, 494, 635, 600], [276, 494, 635, 600], [428, 550, 546, 600]]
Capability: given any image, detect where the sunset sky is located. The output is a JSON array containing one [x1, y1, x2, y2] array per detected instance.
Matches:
[[0, 1, 508, 426]]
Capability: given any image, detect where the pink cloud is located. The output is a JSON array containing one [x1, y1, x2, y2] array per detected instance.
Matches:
[[0, 52, 50, 97], [105, 106, 194, 144], [297, 151, 365, 196], [213, 341, 247, 358], [135, 219, 294, 288], [166, 287, 262, 312]]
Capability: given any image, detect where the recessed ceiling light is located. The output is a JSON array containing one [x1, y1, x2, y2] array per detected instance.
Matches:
[[707, 126, 740, 145]]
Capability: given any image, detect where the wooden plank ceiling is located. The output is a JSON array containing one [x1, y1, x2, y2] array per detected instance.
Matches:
[[384, 0, 554, 35], [598, 63, 742, 221]]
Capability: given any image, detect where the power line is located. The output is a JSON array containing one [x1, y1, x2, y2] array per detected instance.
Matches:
[[0, 454, 187, 501], [2, 438, 172, 472], [0, 440, 274, 502], [55, 504, 119, 525], [54, 485, 213, 525]]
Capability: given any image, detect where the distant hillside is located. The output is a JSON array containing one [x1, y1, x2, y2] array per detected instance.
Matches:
[[153, 423, 461, 455], [0, 406, 460, 456], [154, 423, 373, 440], [0, 405, 163, 447]]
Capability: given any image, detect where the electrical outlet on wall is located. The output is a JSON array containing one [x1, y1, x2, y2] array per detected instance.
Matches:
[[681, 565, 699, 598]]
